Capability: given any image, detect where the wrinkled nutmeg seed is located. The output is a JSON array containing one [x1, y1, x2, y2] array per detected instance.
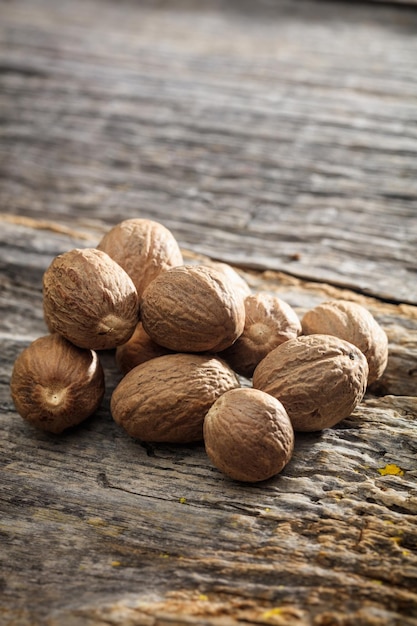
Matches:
[[141, 265, 246, 353], [204, 387, 294, 483], [203, 261, 251, 301], [43, 248, 139, 350], [111, 353, 240, 443], [10, 334, 105, 434], [115, 322, 172, 375], [301, 299, 388, 385], [97, 218, 183, 299], [253, 334, 369, 432], [221, 292, 302, 378]]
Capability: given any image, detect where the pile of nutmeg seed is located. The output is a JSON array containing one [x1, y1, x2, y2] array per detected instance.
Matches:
[[10, 218, 389, 483]]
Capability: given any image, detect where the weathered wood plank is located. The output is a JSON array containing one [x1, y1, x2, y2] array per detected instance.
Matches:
[[1, 218, 416, 626], [1, 0, 417, 303], [1, 0, 417, 623]]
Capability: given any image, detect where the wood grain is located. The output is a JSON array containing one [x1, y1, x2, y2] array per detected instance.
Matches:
[[1, 0, 417, 303], [1, 0, 417, 623], [1, 217, 417, 626]]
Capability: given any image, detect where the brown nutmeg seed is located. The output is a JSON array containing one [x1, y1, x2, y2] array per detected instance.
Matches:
[[43, 248, 139, 350], [203, 261, 251, 300], [253, 334, 368, 432], [301, 299, 388, 385], [115, 322, 172, 375], [141, 265, 246, 353], [97, 218, 183, 299], [203, 387, 294, 483], [10, 334, 105, 434], [111, 353, 240, 443], [221, 292, 302, 377]]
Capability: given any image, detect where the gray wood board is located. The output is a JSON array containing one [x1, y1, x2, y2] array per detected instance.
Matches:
[[1, 218, 417, 625], [1, 0, 417, 304]]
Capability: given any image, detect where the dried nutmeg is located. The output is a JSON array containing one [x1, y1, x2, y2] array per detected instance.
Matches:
[[221, 292, 302, 378], [111, 353, 240, 443], [115, 322, 172, 375], [97, 218, 183, 299], [10, 334, 105, 434], [43, 248, 139, 350], [203, 261, 251, 300], [253, 334, 369, 432], [141, 265, 246, 353], [301, 299, 388, 385], [203, 387, 294, 483]]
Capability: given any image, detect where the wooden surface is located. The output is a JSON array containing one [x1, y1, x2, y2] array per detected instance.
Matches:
[[1, 0, 417, 303], [1, 1, 417, 625]]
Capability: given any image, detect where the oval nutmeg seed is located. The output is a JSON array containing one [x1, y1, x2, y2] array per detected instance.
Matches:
[[10, 334, 105, 434], [220, 292, 302, 378], [115, 322, 172, 375], [301, 299, 388, 385], [110, 353, 240, 443], [253, 334, 369, 432], [203, 261, 252, 301], [43, 248, 139, 350], [203, 387, 294, 483], [97, 218, 183, 299], [141, 265, 246, 353]]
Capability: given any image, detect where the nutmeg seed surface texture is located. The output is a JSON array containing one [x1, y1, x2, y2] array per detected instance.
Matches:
[[204, 387, 295, 482], [43, 248, 139, 350], [141, 264, 246, 353], [10, 334, 105, 433], [97, 218, 183, 299], [111, 353, 240, 443], [301, 299, 388, 385], [221, 292, 302, 377], [115, 322, 172, 375], [253, 334, 369, 432]]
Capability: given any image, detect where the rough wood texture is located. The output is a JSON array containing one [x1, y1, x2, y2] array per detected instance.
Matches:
[[1, 0, 417, 624], [1, 218, 417, 626], [1, 0, 417, 303]]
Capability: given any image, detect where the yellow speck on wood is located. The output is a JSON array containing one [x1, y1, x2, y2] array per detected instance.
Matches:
[[111, 560, 122, 567], [259, 606, 305, 624], [198, 594, 208, 601], [262, 607, 284, 619], [377, 464, 404, 476], [179, 497, 187, 504]]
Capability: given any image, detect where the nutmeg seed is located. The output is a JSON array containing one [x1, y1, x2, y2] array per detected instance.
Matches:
[[220, 292, 302, 377], [141, 265, 246, 353], [253, 334, 369, 432], [43, 248, 139, 350], [97, 218, 183, 299], [111, 353, 240, 443], [10, 334, 105, 433], [115, 322, 172, 375], [301, 299, 388, 385], [203, 261, 251, 300], [204, 387, 294, 482]]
